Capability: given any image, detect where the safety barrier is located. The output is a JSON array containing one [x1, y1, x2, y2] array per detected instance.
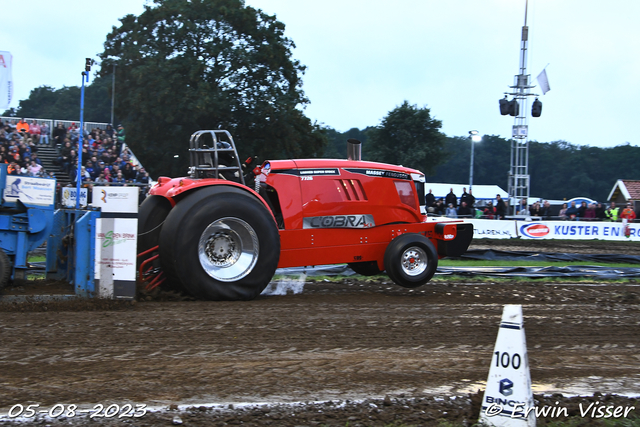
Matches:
[[466, 218, 640, 241]]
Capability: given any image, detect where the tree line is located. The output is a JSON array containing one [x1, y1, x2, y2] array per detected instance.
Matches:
[[328, 128, 640, 202], [4, 0, 638, 202]]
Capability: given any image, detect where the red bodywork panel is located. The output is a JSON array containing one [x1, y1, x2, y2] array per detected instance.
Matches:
[[150, 176, 250, 201], [278, 222, 458, 270], [264, 159, 458, 269], [150, 158, 464, 270], [265, 159, 423, 230]]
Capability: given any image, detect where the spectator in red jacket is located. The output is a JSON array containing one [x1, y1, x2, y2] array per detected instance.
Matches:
[[584, 203, 597, 220], [16, 118, 29, 135], [620, 204, 636, 222], [483, 202, 496, 219]]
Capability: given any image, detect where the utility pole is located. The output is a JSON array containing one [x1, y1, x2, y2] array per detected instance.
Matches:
[[500, 0, 541, 215], [110, 63, 116, 126], [469, 130, 481, 191]]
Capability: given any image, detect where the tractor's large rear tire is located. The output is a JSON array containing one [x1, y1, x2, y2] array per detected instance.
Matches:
[[0, 248, 10, 290], [138, 195, 173, 255], [159, 186, 280, 301], [137, 195, 183, 291], [384, 233, 437, 289]]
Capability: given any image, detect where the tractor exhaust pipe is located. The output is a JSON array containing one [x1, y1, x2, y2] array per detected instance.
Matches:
[[347, 138, 362, 161]]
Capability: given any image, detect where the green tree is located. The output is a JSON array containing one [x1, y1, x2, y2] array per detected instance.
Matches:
[[365, 101, 448, 175], [8, 85, 79, 120], [4, 75, 114, 123], [99, 0, 325, 177], [322, 127, 372, 158], [431, 136, 640, 202], [429, 134, 511, 188], [2, 107, 17, 117]]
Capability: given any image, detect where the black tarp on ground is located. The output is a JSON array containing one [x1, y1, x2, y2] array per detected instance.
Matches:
[[278, 264, 640, 279], [439, 249, 640, 278], [436, 265, 640, 279], [276, 249, 640, 278], [457, 249, 640, 264]]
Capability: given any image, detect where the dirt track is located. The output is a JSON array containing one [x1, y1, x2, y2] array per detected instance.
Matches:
[[1, 240, 640, 426]]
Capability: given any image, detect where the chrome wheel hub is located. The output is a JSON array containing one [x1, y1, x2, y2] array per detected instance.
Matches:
[[401, 246, 428, 276], [198, 217, 259, 282]]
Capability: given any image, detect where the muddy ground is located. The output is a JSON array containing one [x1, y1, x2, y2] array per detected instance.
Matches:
[[1, 239, 639, 426]]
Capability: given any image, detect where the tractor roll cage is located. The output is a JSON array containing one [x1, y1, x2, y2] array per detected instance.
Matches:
[[188, 130, 244, 185]]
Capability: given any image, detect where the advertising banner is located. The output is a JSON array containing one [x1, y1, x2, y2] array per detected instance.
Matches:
[[518, 220, 640, 242], [61, 187, 88, 208], [468, 219, 640, 242], [95, 218, 137, 298], [93, 186, 138, 299], [92, 186, 139, 213], [0, 51, 12, 110], [467, 219, 519, 239], [4, 176, 56, 206]]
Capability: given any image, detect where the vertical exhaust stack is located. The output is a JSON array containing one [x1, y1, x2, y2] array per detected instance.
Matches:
[[347, 138, 362, 161]]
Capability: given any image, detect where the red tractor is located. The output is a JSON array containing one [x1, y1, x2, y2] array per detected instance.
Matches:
[[138, 130, 473, 300]]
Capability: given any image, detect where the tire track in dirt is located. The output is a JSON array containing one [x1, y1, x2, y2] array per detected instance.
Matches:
[[1, 283, 639, 411]]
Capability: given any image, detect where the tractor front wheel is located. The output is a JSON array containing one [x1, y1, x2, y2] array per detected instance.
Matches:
[[159, 186, 280, 300], [384, 233, 437, 288]]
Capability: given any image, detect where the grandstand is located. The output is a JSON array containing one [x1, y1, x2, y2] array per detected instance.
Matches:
[[0, 117, 148, 190]]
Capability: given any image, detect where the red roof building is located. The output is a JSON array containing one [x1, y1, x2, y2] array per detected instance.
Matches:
[[607, 180, 640, 208]]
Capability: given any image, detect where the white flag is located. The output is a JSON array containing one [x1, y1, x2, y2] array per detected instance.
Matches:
[[537, 68, 550, 95], [0, 51, 12, 110]]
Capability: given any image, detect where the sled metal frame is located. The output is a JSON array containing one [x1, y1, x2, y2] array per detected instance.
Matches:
[[46, 209, 100, 297]]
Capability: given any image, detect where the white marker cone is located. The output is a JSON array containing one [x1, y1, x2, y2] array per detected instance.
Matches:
[[479, 304, 536, 426]]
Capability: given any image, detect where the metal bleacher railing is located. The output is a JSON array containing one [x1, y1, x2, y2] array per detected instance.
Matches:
[[1, 117, 110, 137]]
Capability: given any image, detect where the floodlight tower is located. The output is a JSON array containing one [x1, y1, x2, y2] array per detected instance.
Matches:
[[502, 0, 540, 215]]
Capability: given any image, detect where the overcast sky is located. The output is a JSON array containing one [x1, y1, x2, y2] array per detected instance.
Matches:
[[2, 0, 638, 148]]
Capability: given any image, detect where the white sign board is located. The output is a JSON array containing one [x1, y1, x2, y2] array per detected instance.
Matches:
[[4, 176, 55, 206], [0, 51, 12, 110], [518, 220, 638, 241], [92, 186, 139, 299], [467, 219, 519, 239], [91, 186, 139, 213], [95, 218, 138, 298], [61, 187, 88, 208], [468, 219, 640, 242], [512, 125, 528, 138]]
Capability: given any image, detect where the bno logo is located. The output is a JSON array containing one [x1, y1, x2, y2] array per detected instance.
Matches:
[[520, 223, 550, 239], [499, 378, 514, 396]]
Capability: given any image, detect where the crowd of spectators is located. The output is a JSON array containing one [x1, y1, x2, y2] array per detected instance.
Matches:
[[52, 122, 151, 186], [0, 118, 52, 178], [1, 118, 151, 188], [426, 187, 511, 219], [556, 200, 636, 222], [425, 187, 637, 222]]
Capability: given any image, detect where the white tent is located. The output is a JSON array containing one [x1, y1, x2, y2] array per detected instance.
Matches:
[[425, 183, 508, 202]]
